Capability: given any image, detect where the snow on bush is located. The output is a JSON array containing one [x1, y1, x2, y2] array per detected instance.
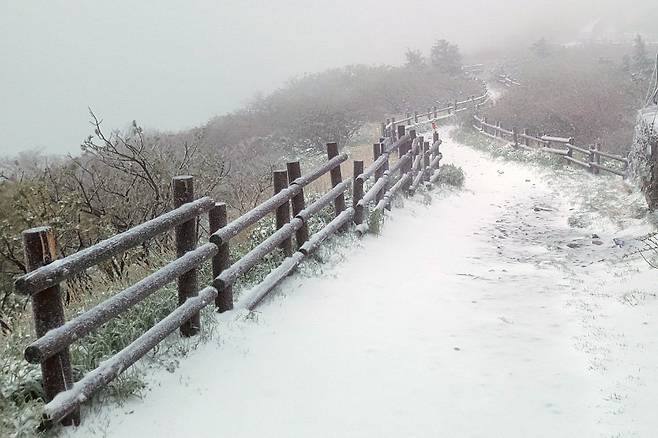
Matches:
[[434, 164, 465, 187]]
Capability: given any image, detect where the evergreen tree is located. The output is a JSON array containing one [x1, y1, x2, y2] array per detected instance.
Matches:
[[531, 37, 550, 58], [430, 40, 462, 75], [633, 34, 650, 72], [404, 49, 425, 68]]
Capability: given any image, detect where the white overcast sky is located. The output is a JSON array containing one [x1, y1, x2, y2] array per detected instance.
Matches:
[[1, 0, 656, 155]]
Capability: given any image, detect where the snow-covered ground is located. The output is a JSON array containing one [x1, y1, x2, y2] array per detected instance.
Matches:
[[65, 127, 658, 438]]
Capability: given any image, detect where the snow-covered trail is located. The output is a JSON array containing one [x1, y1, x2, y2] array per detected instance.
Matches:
[[67, 128, 658, 438]]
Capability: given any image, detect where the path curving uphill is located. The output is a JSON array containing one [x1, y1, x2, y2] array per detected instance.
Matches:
[[66, 127, 658, 438]]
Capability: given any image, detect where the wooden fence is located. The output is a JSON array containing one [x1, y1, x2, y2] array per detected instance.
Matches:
[[496, 74, 521, 88], [385, 92, 489, 131], [14, 117, 446, 427], [473, 114, 629, 177]]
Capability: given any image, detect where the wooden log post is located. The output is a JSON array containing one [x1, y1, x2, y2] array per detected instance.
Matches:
[[22, 227, 80, 426], [589, 145, 599, 174], [397, 125, 407, 159], [406, 127, 414, 157], [173, 176, 200, 337], [423, 141, 431, 181], [385, 118, 391, 137], [414, 111, 418, 124], [373, 143, 386, 205], [327, 143, 347, 230], [273, 170, 293, 256], [512, 127, 519, 148], [286, 161, 309, 248], [405, 130, 416, 192], [406, 112, 411, 122], [379, 143, 388, 185], [427, 108, 431, 121], [353, 160, 365, 225], [523, 128, 529, 146], [433, 106, 438, 119], [483, 116, 488, 134], [209, 203, 232, 312], [391, 117, 397, 140], [380, 122, 386, 138], [373, 143, 383, 181]]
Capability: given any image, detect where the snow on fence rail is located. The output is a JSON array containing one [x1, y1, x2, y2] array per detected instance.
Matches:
[[15, 115, 445, 427], [472, 114, 629, 178], [384, 92, 489, 130], [497, 74, 522, 88]]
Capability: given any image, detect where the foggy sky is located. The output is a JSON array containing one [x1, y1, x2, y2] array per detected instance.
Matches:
[[1, 0, 656, 156]]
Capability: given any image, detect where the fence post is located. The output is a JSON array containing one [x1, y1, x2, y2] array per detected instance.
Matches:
[[373, 143, 382, 182], [273, 170, 293, 256], [423, 141, 431, 181], [385, 118, 391, 137], [512, 127, 519, 148], [173, 175, 200, 337], [391, 117, 397, 140], [433, 106, 438, 119], [353, 160, 365, 225], [286, 161, 309, 248], [406, 130, 416, 192], [397, 126, 407, 159], [380, 142, 389, 175], [22, 226, 79, 426], [433, 131, 439, 143], [454, 99, 458, 113], [397, 125, 406, 160], [327, 143, 347, 230], [483, 116, 488, 134], [209, 203, 232, 312], [427, 108, 431, 121], [380, 122, 386, 138], [406, 112, 411, 122], [414, 111, 418, 124], [588, 144, 599, 174]]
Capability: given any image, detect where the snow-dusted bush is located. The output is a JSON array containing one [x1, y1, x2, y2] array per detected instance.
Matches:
[[434, 164, 465, 187]]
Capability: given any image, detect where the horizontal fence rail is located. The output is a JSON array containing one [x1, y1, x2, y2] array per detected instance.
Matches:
[[16, 101, 453, 428], [472, 114, 629, 178], [383, 91, 489, 134]]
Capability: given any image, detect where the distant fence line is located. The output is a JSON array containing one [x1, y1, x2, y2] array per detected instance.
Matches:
[[15, 103, 452, 427], [472, 114, 629, 177], [496, 74, 522, 88], [384, 92, 489, 131]]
